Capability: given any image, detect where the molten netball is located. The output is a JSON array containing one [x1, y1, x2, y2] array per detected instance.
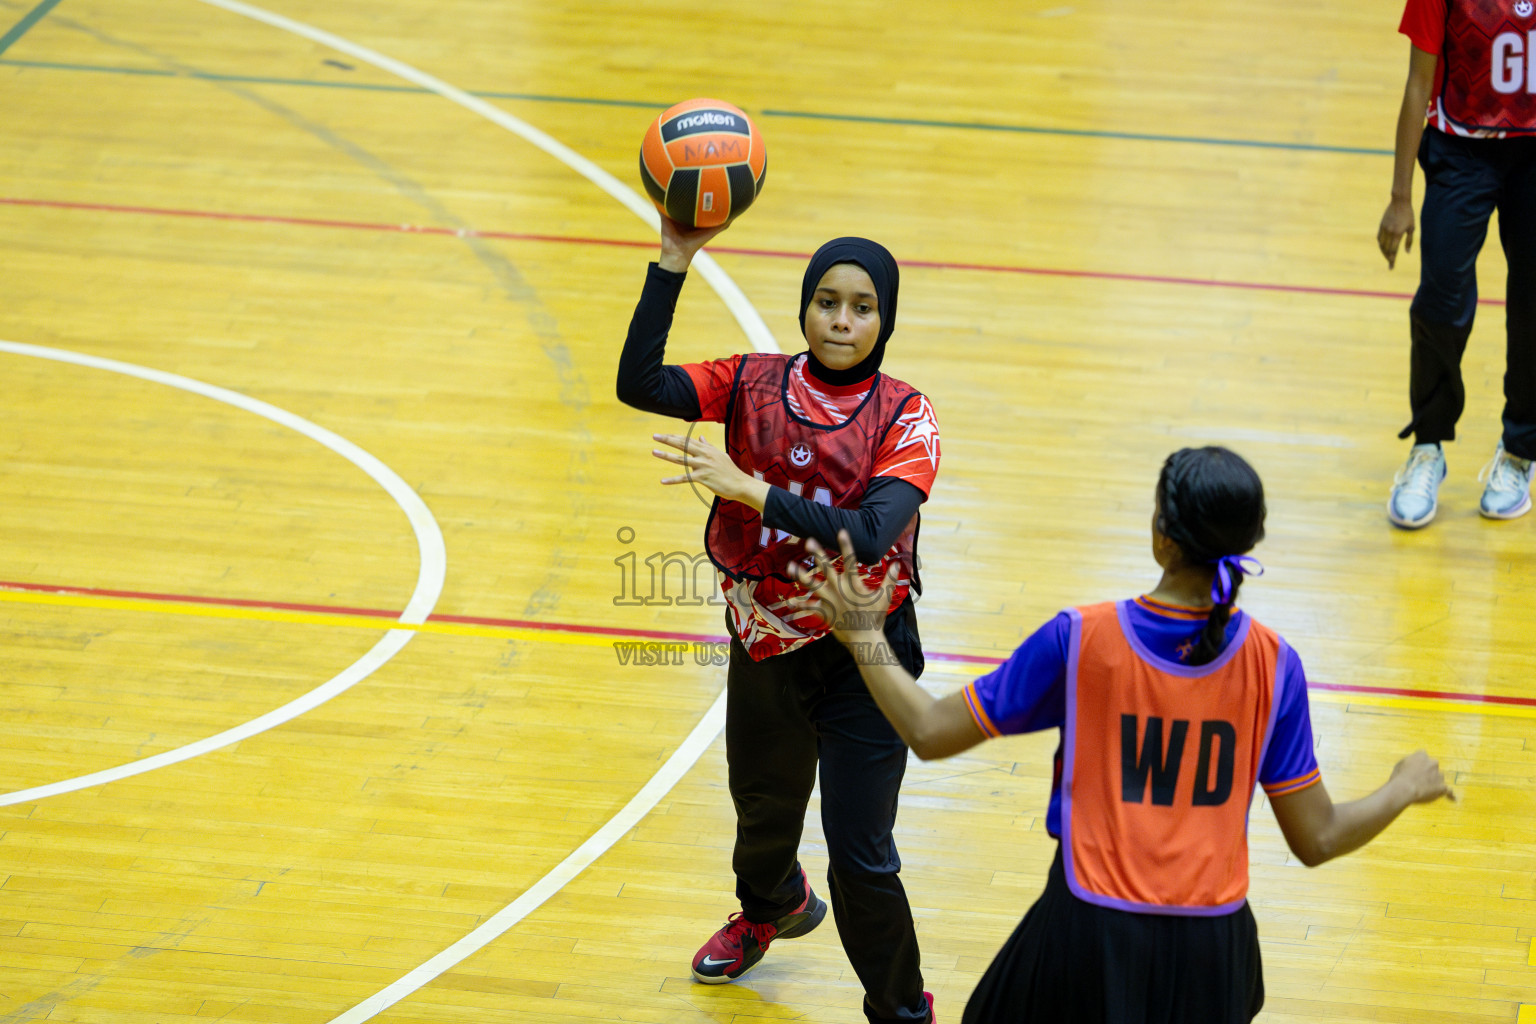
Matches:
[[639, 98, 766, 229]]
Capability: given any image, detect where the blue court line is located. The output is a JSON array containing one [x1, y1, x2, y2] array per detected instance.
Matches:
[[0, 0, 65, 57], [0, 56, 1394, 157]]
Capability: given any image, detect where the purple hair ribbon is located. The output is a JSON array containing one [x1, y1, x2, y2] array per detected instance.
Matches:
[[1211, 554, 1264, 606]]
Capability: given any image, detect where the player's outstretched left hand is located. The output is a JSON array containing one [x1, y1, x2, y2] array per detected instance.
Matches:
[[652, 431, 745, 498]]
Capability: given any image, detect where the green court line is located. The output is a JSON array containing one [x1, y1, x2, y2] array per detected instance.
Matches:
[[0, 54, 1392, 156], [0, 0, 65, 57], [761, 107, 1395, 157]]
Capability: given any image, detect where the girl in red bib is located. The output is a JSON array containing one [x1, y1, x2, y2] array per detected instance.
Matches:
[[792, 446, 1452, 1024], [617, 216, 939, 1024], [1379, 0, 1536, 527]]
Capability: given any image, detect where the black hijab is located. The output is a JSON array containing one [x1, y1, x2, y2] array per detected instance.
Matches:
[[798, 237, 899, 386]]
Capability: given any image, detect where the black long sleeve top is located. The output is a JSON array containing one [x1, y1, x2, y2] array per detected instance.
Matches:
[[616, 263, 924, 563]]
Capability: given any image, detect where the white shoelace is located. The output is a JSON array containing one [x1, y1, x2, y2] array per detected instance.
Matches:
[[1479, 449, 1534, 494], [1394, 447, 1443, 499]]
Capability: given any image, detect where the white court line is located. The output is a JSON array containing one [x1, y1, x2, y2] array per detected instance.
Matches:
[[184, 1, 785, 1018], [195, 0, 779, 359], [0, 340, 447, 807], [330, 690, 727, 1024]]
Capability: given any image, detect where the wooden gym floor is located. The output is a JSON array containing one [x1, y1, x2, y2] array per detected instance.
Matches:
[[1, 0, 1533, 1021]]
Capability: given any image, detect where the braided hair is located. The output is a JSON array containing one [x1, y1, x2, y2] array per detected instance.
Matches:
[[1155, 447, 1267, 666]]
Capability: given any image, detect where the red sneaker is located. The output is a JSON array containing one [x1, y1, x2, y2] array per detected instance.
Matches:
[[925, 990, 937, 1023], [770, 867, 828, 940], [690, 868, 827, 983], [690, 912, 776, 983]]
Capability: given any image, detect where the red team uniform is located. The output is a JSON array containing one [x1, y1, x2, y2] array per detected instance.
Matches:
[[1393, 0, 1536, 466], [685, 352, 938, 659], [1400, 0, 1536, 136]]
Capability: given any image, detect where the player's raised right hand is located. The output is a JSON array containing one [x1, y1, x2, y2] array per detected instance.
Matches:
[[658, 215, 730, 273]]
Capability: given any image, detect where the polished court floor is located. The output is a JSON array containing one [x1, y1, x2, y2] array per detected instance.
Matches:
[[1, 0, 1534, 1021]]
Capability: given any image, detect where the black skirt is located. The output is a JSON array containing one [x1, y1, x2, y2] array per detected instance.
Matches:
[[962, 847, 1264, 1024]]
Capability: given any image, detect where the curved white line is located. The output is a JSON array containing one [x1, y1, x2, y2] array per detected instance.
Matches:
[[194, 0, 780, 359], [329, 690, 728, 1024], [180, 2, 788, 1019], [0, 340, 447, 807]]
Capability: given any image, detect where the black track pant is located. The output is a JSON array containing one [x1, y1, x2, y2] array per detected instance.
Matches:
[[725, 598, 928, 1024], [1402, 129, 1536, 459]]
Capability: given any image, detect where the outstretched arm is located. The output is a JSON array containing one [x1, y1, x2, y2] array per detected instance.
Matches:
[[787, 531, 986, 760], [1268, 751, 1453, 867]]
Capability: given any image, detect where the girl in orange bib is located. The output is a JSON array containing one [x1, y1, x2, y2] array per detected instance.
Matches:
[[792, 446, 1453, 1024]]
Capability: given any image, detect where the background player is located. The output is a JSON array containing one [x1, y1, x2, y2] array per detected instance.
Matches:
[[791, 446, 1453, 1022], [1378, 0, 1536, 528], [617, 215, 942, 1024]]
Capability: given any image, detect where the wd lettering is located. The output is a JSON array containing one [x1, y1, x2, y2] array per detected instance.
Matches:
[[1191, 720, 1237, 806], [1121, 715, 1237, 806], [1121, 715, 1187, 805]]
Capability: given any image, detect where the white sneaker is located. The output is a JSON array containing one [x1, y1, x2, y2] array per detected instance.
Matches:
[[1388, 443, 1447, 529], [1478, 442, 1534, 520]]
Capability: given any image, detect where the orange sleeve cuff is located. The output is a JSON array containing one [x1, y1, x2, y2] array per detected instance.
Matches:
[[1263, 768, 1321, 797], [963, 683, 1002, 739]]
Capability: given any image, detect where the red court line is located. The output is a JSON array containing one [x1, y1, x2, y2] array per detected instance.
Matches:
[[1307, 681, 1536, 708], [0, 196, 651, 251], [4, 578, 1531, 708], [0, 195, 1504, 308], [0, 579, 717, 643]]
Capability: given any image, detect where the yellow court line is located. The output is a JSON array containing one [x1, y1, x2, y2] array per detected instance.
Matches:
[[1306, 688, 1536, 721], [1517, 1004, 1536, 1024], [3, 588, 1532, 719]]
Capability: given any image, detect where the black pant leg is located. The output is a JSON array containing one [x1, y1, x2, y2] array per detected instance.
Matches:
[[1496, 137, 1536, 459], [725, 633, 820, 921], [810, 601, 928, 1024], [1404, 130, 1501, 443], [1402, 312, 1474, 443]]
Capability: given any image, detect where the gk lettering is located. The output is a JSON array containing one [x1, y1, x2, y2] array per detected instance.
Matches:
[[1491, 31, 1536, 94]]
